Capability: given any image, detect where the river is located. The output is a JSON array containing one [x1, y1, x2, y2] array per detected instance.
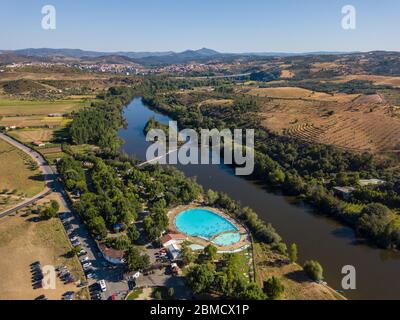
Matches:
[[119, 97, 400, 300]]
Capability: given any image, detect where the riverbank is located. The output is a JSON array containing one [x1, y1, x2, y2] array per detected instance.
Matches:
[[118, 97, 400, 299]]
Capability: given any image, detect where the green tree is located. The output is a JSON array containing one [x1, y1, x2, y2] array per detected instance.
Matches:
[[75, 180, 88, 194], [181, 242, 195, 265], [153, 290, 162, 300], [240, 282, 266, 300], [68, 245, 82, 258], [206, 189, 218, 205], [289, 243, 298, 263], [109, 235, 131, 250], [303, 260, 324, 282], [124, 247, 150, 271], [357, 203, 393, 247], [39, 201, 59, 220], [88, 216, 108, 239], [50, 200, 60, 213], [204, 244, 218, 261], [268, 168, 285, 186], [127, 224, 140, 243], [167, 287, 175, 299], [264, 276, 285, 300], [187, 263, 216, 294]]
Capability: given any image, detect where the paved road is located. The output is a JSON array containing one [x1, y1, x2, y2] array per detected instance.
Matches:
[[0, 133, 129, 300]]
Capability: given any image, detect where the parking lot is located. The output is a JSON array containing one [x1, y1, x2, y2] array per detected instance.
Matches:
[[56, 186, 129, 300]]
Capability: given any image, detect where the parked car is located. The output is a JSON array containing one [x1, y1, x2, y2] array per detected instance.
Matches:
[[64, 275, 75, 284], [86, 273, 95, 279], [55, 265, 66, 272], [98, 280, 107, 292], [63, 293, 74, 300], [78, 281, 88, 288], [80, 256, 90, 263], [83, 262, 92, 269], [57, 267, 68, 274], [72, 241, 81, 247], [91, 293, 102, 300], [78, 249, 87, 256]]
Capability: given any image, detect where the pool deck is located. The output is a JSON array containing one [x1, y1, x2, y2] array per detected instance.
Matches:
[[167, 205, 251, 253]]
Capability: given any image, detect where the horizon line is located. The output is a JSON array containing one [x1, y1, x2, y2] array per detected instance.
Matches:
[[2, 47, 400, 55]]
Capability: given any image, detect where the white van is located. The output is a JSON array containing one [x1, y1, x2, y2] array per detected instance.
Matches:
[[98, 280, 107, 292]]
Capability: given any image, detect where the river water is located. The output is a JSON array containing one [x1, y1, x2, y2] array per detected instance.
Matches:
[[119, 97, 400, 300]]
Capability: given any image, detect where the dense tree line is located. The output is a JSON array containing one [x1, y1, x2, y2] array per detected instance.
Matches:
[[59, 154, 203, 241], [263, 79, 390, 95], [186, 251, 266, 300], [249, 69, 281, 82], [69, 86, 135, 153]]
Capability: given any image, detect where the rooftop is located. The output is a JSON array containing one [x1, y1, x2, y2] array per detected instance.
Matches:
[[99, 243, 125, 260], [333, 186, 356, 194], [160, 233, 187, 245]]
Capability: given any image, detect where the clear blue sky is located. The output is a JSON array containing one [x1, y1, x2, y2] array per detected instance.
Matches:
[[1, 0, 399, 52]]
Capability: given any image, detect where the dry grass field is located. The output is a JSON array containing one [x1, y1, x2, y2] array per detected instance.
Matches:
[[247, 86, 359, 103], [0, 139, 45, 211], [0, 98, 88, 116], [8, 128, 54, 143], [280, 70, 295, 78], [254, 243, 344, 300], [0, 115, 71, 128], [198, 98, 234, 108], [244, 86, 400, 153], [0, 199, 88, 300], [0, 71, 109, 82], [285, 106, 400, 152], [335, 75, 400, 88], [310, 62, 341, 73]]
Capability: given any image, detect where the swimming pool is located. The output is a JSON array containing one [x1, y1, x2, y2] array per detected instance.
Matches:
[[212, 232, 241, 246], [175, 208, 241, 246]]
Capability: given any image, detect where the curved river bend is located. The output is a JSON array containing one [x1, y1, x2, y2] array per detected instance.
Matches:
[[119, 98, 400, 300]]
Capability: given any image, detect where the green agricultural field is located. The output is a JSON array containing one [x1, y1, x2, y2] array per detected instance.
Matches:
[[0, 98, 90, 116]]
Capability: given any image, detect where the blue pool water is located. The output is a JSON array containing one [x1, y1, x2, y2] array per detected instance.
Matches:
[[212, 232, 241, 246], [189, 244, 205, 251], [175, 208, 239, 241]]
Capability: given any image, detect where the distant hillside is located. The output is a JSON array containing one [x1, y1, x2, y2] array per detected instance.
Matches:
[[2, 48, 400, 75]]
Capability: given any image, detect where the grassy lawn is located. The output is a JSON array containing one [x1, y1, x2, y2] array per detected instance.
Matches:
[[126, 288, 143, 300], [0, 139, 45, 210], [0, 200, 87, 300]]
